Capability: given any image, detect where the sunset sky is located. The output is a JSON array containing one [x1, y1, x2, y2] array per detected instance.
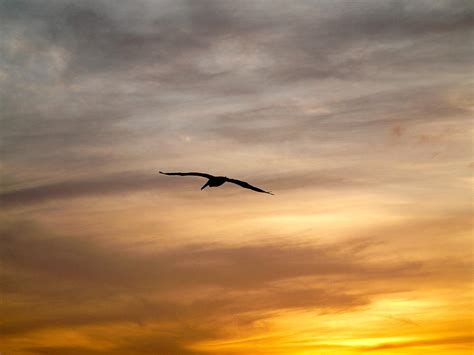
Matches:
[[1, 0, 473, 354]]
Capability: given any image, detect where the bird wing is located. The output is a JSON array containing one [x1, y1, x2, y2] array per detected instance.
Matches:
[[225, 178, 273, 194], [159, 171, 214, 179]]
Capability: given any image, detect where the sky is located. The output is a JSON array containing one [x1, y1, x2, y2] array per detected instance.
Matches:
[[0, 0, 473, 354]]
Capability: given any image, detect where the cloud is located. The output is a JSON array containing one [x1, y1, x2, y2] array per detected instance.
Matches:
[[0, 171, 172, 207], [1, 1, 472, 353], [364, 335, 474, 351], [210, 84, 472, 145], [1, 0, 472, 184], [1, 216, 471, 345], [0, 167, 366, 208], [3, 0, 471, 93]]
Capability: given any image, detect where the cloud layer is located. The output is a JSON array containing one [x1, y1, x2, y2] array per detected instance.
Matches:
[[1, 216, 472, 354], [1, 0, 472, 354]]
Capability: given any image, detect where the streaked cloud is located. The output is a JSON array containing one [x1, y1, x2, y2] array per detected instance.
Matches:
[[1, 215, 472, 353], [1, 0, 472, 354]]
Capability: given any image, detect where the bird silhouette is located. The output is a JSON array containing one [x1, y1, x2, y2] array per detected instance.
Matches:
[[159, 171, 273, 195]]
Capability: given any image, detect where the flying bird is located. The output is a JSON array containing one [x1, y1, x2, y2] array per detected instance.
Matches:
[[159, 171, 273, 195]]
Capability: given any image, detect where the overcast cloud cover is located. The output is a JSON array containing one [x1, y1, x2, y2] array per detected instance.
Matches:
[[1, 1, 473, 354]]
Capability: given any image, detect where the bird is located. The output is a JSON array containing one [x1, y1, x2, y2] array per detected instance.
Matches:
[[159, 171, 273, 195]]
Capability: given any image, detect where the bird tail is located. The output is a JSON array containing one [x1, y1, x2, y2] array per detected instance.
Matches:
[[201, 180, 210, 190]]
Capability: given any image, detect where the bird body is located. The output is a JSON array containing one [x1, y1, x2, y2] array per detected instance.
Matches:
[[159, 171, 273, 195], [206, 176, 227, 187]]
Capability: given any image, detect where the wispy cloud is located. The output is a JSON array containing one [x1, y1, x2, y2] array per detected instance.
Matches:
[[1, 215, 472, 353], [1, 0, 472, 353]]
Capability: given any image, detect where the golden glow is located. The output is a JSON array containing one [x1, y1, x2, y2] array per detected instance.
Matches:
[[1, 1, 473, 354], [189, 291, 473, 354]]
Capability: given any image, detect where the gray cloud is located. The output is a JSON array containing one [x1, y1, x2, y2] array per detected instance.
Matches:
[[1, 2, 472, 352], [0, 167, 363, 207], [0, 171, 170, 207], [1, 0, 472, 184], [0, 0, 259, 81], [212, 84, 472, 143], [3, 0, 471, 91]]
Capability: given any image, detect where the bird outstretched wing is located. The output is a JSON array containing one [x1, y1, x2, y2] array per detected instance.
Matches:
[[225, 178, 273, 195], [159, 171, 214, 179]]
